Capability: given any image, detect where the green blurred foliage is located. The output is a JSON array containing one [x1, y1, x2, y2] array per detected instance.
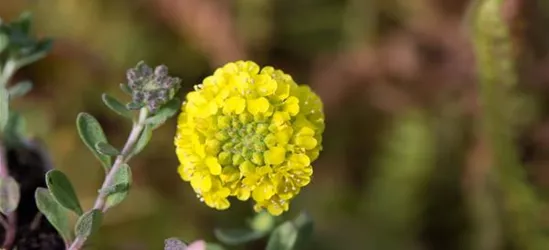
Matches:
[[3, 0, 549, 249]]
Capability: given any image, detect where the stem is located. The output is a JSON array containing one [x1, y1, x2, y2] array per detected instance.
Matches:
[[67, 108, 149, 250], [0, 60, 19, 250]]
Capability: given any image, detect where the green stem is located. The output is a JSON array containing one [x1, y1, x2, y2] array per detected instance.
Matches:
[[67, 108, 149, 250]]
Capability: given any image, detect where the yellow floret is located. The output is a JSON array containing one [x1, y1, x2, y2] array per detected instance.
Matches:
[[174, 60, 324, 215]]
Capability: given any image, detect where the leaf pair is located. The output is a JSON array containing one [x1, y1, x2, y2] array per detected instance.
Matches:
[[35, 187, 102, 244], [36, 168, 129, 245]]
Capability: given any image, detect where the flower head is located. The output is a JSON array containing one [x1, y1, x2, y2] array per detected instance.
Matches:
[[126, 61, 181, 112], [174, 61, 324, 215]]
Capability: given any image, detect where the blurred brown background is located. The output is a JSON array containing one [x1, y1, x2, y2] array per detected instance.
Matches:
[[3, 0, 549, 249]]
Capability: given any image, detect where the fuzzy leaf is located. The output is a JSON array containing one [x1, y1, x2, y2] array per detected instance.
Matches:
[[214, 228, 266, 245], [8, 80, 32, 99], [266, 222, 298, 250], [0, 176, 20, 214], [99, 183, 129, 196], [46, 170, 83, 215], [144, 97, 180, 129], [35, 188, 72, 243], [94, 142, 120, 156], [75, 209, 103, 239], [130, 125, 152, 157], [76, 112, 112, 171], [102, 93, 132, 118], [105, 164, 132, 209]]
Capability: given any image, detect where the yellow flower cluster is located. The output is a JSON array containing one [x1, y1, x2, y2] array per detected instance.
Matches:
[[174, 61, 324, 215]]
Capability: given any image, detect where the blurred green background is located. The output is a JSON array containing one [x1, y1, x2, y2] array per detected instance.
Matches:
[[3, 0, 549, 249]]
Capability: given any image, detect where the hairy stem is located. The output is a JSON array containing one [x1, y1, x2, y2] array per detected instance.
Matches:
[[67, 108, 149, 250]]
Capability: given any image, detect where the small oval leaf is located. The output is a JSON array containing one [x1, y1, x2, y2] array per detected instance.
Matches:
[[265, 222, 298, 250], [75, 209, 103, 239], [0, 176, 20, 214], [8, 81, 32, 99], [46, 170, 83, 215], [95, 142, 120, 156], [214, 228, 266, 245], [105, 164, 132, 209], [35, 187, 72, 243], [144, 98, 180, 129], [76, 113, 112, 171], [102, 94, 132, 118], [130, 125, 152, 158]]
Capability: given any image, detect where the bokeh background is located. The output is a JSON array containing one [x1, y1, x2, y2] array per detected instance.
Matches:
[[3, 0, 549, 249]]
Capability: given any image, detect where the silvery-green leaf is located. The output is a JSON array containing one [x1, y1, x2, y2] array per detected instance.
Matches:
[[74, 209, 103, 239], [7, 80, 32, 99], [266, 222, 298, 250], [105, 164, 132, 209], [35, 188, 72, 243], [144, 97, 180, 129], [46, 170, 83, 215], [94, 141, 120, 156], [0, 176, 20, 214], [102, 93, 132, 118], [76, 112, 112, 171]]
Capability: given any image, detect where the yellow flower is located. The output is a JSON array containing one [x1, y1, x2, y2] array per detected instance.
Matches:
[[174, 60, 324, 215]]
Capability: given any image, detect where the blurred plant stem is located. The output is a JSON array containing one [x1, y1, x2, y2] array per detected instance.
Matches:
[[68, 108, 149, 250], [0, 59, 19, 250], [362, 111, 434, 250], [471, 0, 548, 249], [0, 143, 16, 250]]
